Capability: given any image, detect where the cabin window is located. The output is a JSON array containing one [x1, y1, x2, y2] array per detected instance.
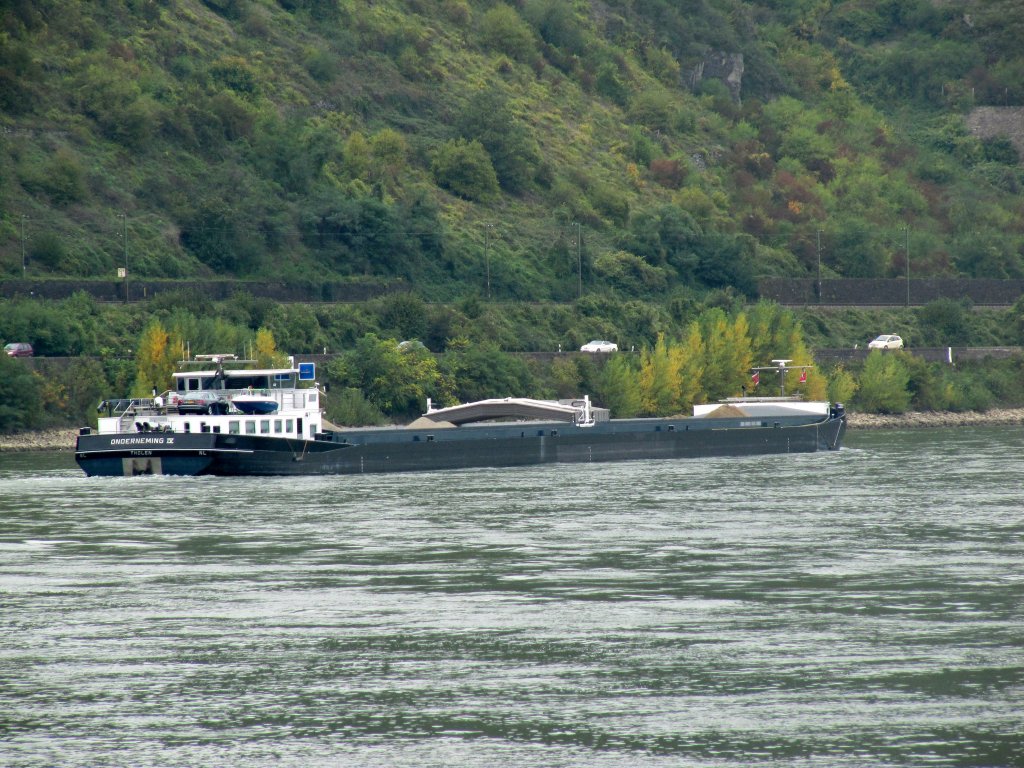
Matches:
[[308, 392, 317, 403], [286, 419, 294, 433], [261, 420, 271, 434], [229, 421, 240, 434], [245, 421, 256, 435], [309, 424, 316, 438], [274, 419, 283, 433]]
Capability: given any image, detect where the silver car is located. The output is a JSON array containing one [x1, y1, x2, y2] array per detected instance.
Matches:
[[580, 340, 618, 353], [868, 335, 904, 350]]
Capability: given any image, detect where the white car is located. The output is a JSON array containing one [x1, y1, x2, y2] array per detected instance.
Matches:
[[868, 334, 904, 350], [580, 340, 618, 353]]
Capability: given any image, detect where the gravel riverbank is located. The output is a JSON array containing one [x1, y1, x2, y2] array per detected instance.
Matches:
[[3, 409, 1024, 453], [845, 408, 1024, 430], [0, 429, 81, 453]]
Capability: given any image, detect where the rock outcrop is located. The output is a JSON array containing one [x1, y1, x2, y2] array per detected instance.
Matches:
[[965, 107, 1024, 160], [689, 51, 744, 102]]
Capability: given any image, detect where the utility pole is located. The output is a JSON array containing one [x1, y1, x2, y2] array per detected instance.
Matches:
[[21, 215, 28, 275], [816, 228, 822, 303], [120, 213, 129, 303], [484, 223, 493, 300]]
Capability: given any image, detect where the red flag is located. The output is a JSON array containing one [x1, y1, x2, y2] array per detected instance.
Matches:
[[751, 371, 759, 386], [799, 370, 807, 384]]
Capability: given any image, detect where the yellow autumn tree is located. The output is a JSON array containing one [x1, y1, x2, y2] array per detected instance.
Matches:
[[700, 309, 753, 401], [747, 301, 825, 399], [133, 320, 178, 397], [674, 321, 705, 409], [254, 327, 288, 368], [637, 333, 678, 416]]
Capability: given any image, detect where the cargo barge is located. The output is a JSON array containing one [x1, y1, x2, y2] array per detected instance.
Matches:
[[75, 356, 846, 477]]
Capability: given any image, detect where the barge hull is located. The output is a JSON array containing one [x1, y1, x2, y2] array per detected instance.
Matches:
[[203, 415, 846, 477]]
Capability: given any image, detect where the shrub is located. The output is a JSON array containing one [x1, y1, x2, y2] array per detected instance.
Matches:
[[593, 250, 668, 296], [326, 387, 385, 426], [649, 158, 687, 189], [303, 46, 338, 82], [594, 61, 628, 105], [29, 232, 67, 270], [478, 5, 536, 61], [628, 87, 679, 134], [431, 139, 499, 201], [46, 149, 87, 204], [982, 136, 1020, 165]]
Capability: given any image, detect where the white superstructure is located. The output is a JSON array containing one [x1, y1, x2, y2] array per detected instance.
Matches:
[[95, 356, 323, 440]]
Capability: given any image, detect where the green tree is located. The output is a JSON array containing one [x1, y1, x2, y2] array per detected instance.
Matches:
[[327, 333, 447, 418], [379, 293, 428, 342], [0, 354, 43, 433], [441, 341, 534, 403], [457, 89, 541, 193], [827, 365, 858, 406], [342, 132, 372, 181], [597, 353, 641, 417], [856, 351, 912, 413]]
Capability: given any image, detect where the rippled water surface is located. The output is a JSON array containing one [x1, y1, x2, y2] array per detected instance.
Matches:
[[2, 427, 1023, 767]]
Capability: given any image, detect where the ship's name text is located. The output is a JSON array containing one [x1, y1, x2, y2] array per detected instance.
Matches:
[[109, 437, 175, 446]]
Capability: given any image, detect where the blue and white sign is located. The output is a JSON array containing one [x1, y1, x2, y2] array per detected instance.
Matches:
[[298, 362, 316, 381]]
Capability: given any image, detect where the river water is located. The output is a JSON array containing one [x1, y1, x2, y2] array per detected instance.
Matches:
[[1, 427, 1022, 768]]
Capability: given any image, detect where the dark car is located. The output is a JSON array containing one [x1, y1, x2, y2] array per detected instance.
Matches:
[[4, 342, 34, 357]]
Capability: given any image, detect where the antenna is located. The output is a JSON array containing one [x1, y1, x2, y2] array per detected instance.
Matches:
[[751, 359, 812, 397]]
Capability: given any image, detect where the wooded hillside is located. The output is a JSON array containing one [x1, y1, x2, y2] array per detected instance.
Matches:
[[3, 0, 1024, 301]]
